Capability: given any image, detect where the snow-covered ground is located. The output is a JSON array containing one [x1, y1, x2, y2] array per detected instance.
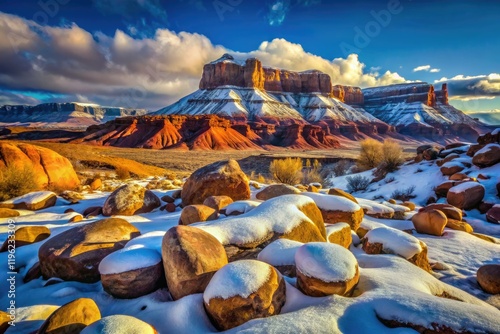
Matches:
[[1, 161, 499, 333]]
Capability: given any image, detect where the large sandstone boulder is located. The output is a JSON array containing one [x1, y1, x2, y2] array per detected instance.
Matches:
[[0, 226, 51, 252], [38, 218, 140, 283], [486, 204, 500, 224], [472, 144, 500, 167], [162, 225, 228, 300], [181, 159, 250, 205], [295, 242, 359, 297], [447, 182, 485, 210], [411, 209, 447, 236], [81, 315, 157, 334], [302, 192, 364, 231], [476, 264, 500, 294], [440, 162, 465, 176], [255, 184, 301, 201], [421, 203, 463, 221], [0, 191, 56, 211], [179, 204, 218, 225], [446, 219, 473, 233], [196, 195, 325, 249], [0, 142, 80, 191], [99, 247, 163, 299], [362, 227, 431, 272], [203, 260, 286, 330], [37, 298, 101, 334], [102, 184, 161, 216]]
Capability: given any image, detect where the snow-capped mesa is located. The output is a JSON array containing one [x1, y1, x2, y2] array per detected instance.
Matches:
[[154, 54, 382, 124], [0, 102, 148, 128]]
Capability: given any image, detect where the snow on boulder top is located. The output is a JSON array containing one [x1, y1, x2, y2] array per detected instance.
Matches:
[[448, 181, 485, 194], [382, 201, 410, 213], [441, 161, 464, 168], [1, 191, 55, 205], [98, 245, 161, 275], [491, 128, 500, 135], [475, 143, 500, 155], [301, 192, 361, 212], [81, 315, 156, 334], [124, 231, 165, 254], [203, 260, 272, 303], [222, 200, 261, 215], [295, 242, 358, 282], [258, 239, 303, 266], [365, 227, 422, 259], [357, 198, 395, 215], [195, 194, 316, 246]]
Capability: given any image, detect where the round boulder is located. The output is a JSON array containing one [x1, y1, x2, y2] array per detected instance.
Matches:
[[472, 144, 500, 167], [447, 182, 485, 210], [162, 225, 228, 300], [38, 218, 140, 283], [181, 159, 250, 205], [295, 242, 359, 297], [0, 226, 51, 252], [203, 195, 233, 211], [37, 298, 101, 334], [81, 315, 157, 334], [412, 209, 448, 236], [422, 203, 463, 221], [103, 184, 161, 216], [477, 264, 500, 294], [99, 246, 163, 299], [328, 188, 358, 203], [0, 191, 56, 211], [486, 204, 500, 224], [0, 208, 19, 218], [179, 204, 218, 225], [255, 184, 301, 201], [0, 142, 80, 191], [203, 260, 286, 331], [326, 223, 352, 248]]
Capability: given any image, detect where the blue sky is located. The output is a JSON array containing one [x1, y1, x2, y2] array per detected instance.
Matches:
[[0, 0, 499, 111]]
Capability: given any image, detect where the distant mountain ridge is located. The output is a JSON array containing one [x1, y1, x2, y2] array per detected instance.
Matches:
[[0, 102, 148, 128]]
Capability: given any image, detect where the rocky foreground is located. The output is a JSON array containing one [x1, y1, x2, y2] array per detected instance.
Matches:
[[0, 131, 499, 333]]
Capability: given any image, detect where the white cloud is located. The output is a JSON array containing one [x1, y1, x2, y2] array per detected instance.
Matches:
[[413, 65, 440, 73], [435, 73, 500, 99], [413, 65, 431, 72], [0, 12, 407, 110]]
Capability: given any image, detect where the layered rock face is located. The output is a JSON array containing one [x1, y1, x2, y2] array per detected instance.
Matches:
[[199, 54, 362, 99], [363, 82, 447, 107], [69, 115, 341, 150]]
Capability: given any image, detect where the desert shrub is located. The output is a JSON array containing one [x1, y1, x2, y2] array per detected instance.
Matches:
[[391, 185, 416, 202], [378, 139, 404, 174], [302, 159, 323, 185], [270, 157, 303, 185], [332, 159, 351, 177], [115, 166, 131, 180], [346, 175, 371, 193], [357, 139, 383, 171], [256, 173, 266, 184], [0, 164, 38, 201], [385, 176, 395, 184]]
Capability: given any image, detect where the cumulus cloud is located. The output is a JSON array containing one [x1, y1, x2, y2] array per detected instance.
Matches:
[[413, 65, 440, 73], [436, 73, 500, 101], [0, 12, 407, 110]]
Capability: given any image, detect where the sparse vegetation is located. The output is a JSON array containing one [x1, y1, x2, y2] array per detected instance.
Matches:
[[391, 185, 416, 202], [270, 157, 303, 185], [357, 139, 383, 171], [302, 159, 323, 185], [332, 159, 351, 177], [0, 164, 38, 201], [378, 139, 405, 174], [346, 175, 371, 193], [115, 166, 131, 180]]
